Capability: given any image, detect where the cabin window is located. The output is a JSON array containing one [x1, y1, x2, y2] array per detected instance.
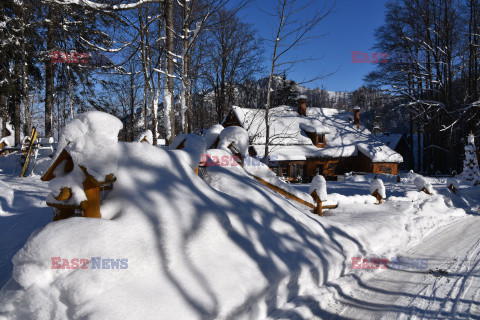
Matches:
[[316, 164, 323, 175], [277, 163, 288, 179], [290, 163, 304, 180]]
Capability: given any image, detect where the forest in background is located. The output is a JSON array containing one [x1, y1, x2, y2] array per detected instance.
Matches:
[[1, 0, 480, 174]]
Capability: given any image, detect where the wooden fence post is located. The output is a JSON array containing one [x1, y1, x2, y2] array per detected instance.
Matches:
[[372, 189, 383, 204]]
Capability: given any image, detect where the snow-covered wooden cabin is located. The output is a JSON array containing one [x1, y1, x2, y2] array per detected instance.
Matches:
[[223, 99, 403, 181]]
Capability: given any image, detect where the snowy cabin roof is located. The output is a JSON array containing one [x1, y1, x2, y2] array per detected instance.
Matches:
[[229, 105, 403, 163]]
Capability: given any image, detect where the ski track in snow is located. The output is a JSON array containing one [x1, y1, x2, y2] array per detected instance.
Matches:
[[328, 216, 480, 320], [267, 180, 480, 319]]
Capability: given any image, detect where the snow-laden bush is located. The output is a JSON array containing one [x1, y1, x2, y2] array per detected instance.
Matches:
[[414, 176, 433, 194], [204, 124, 224, 149], [309, 175, 327, 201], [370, 178, 386, 199], [218, 126, 249, 156], [135, 130, 153, 144]]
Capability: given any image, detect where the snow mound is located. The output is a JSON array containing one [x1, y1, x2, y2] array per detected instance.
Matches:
[[135, 130, 153, 144], [370, 178, 386, 199], [169, 134, 206, 170], [0, 123, 15, 148], [446, 178, 460, 190], [0, 124, 356, 319], [217, 126, 249, 156], [204, 124, 224, 149], [46, 165, 87, 206], [309, 175, 327, 201], [53, 111, 123, 181], [414, 176, 433, 194]]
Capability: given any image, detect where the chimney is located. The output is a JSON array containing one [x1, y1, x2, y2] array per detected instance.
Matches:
[[297, 95, 307, 116], [354, 106, 360, 129]]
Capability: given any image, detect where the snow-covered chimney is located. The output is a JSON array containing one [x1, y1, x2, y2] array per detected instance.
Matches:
[[297, 95, 307, 116], [354, 106, 360, 129]]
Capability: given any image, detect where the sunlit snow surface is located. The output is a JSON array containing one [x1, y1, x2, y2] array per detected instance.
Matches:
[[0, 119, 478, 319]]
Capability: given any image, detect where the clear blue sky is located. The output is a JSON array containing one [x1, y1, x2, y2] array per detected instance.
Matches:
[[241, 0, 390, 92]]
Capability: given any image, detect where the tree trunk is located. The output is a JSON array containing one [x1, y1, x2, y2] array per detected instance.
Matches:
[[0, 95, 6, 137], [68, 66, 74, 120], [165, 0, 175, 142], [129, 71, 135, 141], [13, 64, 21, 146], [45, 5, 55, 138], [21, 5, 31, 136]]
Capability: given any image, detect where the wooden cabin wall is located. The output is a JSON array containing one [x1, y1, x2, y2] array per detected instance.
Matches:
[[223, 111, 242, 127], [353, 152, 373, 173]]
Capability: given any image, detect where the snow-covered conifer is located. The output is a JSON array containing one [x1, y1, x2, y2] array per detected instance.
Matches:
[[461, 134, 480, 185]]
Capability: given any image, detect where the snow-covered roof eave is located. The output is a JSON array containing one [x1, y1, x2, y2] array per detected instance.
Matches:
[[356, 143, 404, 163]]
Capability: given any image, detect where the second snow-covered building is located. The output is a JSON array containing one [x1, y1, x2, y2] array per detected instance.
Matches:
[[222, 99, 403, 181]]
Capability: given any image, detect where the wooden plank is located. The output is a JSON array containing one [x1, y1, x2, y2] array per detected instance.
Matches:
[[323, 204, 338, 209], [46, 202, 82, 210], [252, 175, 316, 209], [55, 187, 71, 201], [41, 149, 74, 181], [53, 207, 76, 222], [82, 176, 101, 218]]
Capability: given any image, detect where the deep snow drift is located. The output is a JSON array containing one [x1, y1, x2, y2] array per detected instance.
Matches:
[[0, 112, 477, 320]]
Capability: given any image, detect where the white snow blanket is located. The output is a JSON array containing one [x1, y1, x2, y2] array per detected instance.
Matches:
[[204, 124, 224, 149], [217, 126, 249, 156], [0, 112, 473, 320], [169, 133, 207, 170]]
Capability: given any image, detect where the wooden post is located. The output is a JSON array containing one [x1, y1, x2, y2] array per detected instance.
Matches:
[[315, 200, 323, 216], [82, 177, 101, 218], [448, 183, 458, 194], [55, 187, 71, 201], [372, 189, 383, 204], [53, 207, 75, 221], [311, 190, 323, 216], [421, 187, 431, 195]]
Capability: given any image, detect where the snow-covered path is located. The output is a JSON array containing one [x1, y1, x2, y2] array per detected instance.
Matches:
[[0, 176, 50, 289], [329, 215, 480, 319]]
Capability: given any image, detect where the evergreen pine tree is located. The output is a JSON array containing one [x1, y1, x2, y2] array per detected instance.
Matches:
[[461, 134, 480, 185], [273, 72, 298, 107]]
